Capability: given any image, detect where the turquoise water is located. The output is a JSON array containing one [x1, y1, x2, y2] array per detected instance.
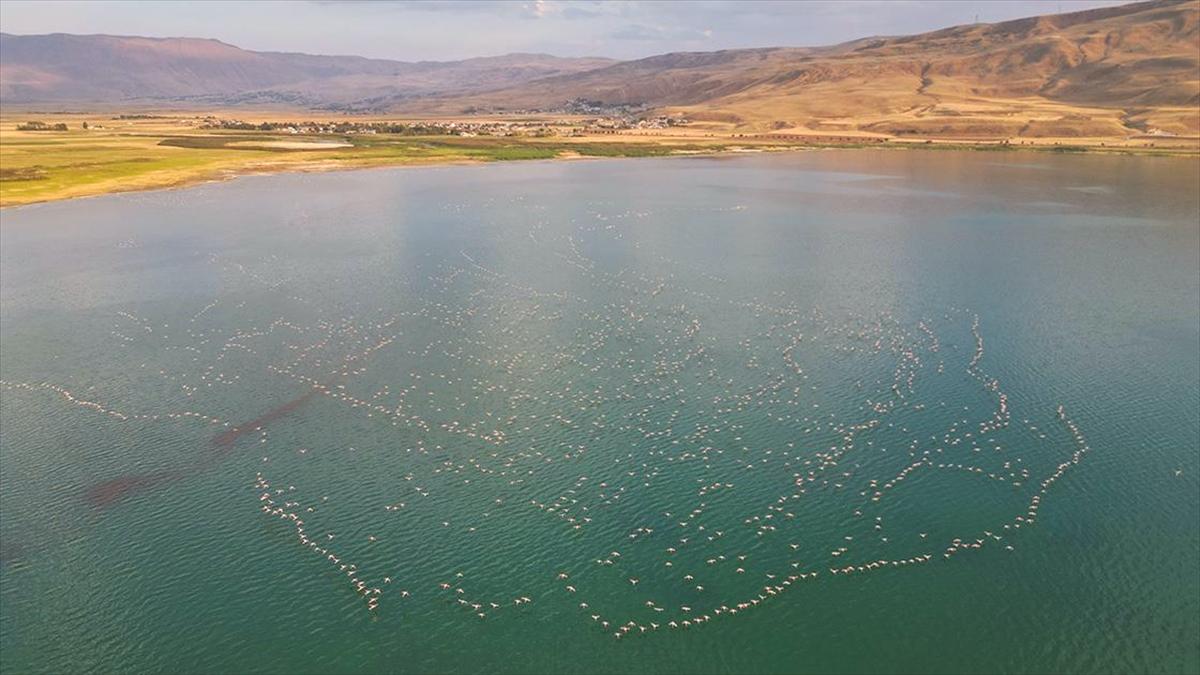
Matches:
[[1, 150, 1197, 674]]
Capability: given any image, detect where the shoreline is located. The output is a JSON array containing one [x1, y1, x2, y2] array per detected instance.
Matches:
[[1, 139, 1196, 211]]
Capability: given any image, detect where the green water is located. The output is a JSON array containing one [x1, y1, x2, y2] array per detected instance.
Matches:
[[1, 151, 1197, 674]]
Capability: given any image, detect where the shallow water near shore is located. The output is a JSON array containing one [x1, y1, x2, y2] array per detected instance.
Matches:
[[2, 150, 1198, 674]]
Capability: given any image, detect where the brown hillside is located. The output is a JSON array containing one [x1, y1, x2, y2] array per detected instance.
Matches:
[[0, 33, 614, 108], [398, 0, 1200, 138]]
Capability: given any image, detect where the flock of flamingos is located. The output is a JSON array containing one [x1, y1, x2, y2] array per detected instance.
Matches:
[[2, 200, 1092, 639]]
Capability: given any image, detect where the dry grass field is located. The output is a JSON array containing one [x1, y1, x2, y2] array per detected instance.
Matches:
[[1, 109, 1195, 208], [0, 113, 729, 207]]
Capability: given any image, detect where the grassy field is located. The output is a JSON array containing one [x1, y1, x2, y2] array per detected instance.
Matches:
[[0, 115, 742, 207], [2, 113, 1196, 208]]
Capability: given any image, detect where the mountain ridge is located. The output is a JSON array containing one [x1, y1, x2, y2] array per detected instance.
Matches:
[[395, 0, 1197, 136], [1, 0, 1197, 136], [0, 32, 616, 107]]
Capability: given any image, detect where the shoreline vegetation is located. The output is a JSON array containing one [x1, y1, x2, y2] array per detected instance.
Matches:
[[2, 112, 1197, 209]]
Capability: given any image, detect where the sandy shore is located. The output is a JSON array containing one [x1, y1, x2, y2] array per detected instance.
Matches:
[[2, 133, 1196, 210], [225, 140, 354, 150]]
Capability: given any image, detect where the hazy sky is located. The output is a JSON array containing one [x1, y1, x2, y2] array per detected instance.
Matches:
[[1, 0, 1131, 61]]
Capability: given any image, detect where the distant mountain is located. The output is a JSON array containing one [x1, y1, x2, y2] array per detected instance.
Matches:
[[396, 0, 1200, 136], [1, 0, 1197, 137], [0, 33, 614, 109]]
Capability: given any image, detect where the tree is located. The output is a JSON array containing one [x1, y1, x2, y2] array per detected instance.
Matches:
[[16, 121, 67, 131]]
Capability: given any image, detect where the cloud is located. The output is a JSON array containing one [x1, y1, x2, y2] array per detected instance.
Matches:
[[610, 24, 662, 41], [523, 0, 552, 19], [561, 4, 603, 20], [611, 22, 714, 42]]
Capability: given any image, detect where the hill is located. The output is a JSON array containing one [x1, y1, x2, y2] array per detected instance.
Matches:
[[396, 0, 1200, 137], [1, 1, 1196, 138], [0, 33, 614, 109]]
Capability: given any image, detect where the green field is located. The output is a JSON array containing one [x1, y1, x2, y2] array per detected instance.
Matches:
[[0, 118, 729, 207], [4, 114, 1192, 208]]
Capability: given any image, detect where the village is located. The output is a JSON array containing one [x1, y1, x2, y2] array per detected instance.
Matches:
[[197, 109, 690, 138]]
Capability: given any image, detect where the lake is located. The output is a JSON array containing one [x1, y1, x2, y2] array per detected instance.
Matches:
[[1, 150, 1198, 674]]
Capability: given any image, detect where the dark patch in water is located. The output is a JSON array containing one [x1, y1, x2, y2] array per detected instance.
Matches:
[[81, 388, 318, 511], [85, 471, 181, 509], [211, 389, 318, 451], [0, 539, 24, 564]]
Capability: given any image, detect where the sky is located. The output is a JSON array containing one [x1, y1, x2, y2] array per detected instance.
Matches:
[[1, 0, 1132, 62]]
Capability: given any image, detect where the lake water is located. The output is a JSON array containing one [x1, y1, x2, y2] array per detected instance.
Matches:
[[1, 151, 1197, 674]]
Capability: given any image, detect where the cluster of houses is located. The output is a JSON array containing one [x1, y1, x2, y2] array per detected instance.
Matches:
[[588, 115, 688, 131], [199, 117, 566, 137], [196, 114, 687, 138]]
